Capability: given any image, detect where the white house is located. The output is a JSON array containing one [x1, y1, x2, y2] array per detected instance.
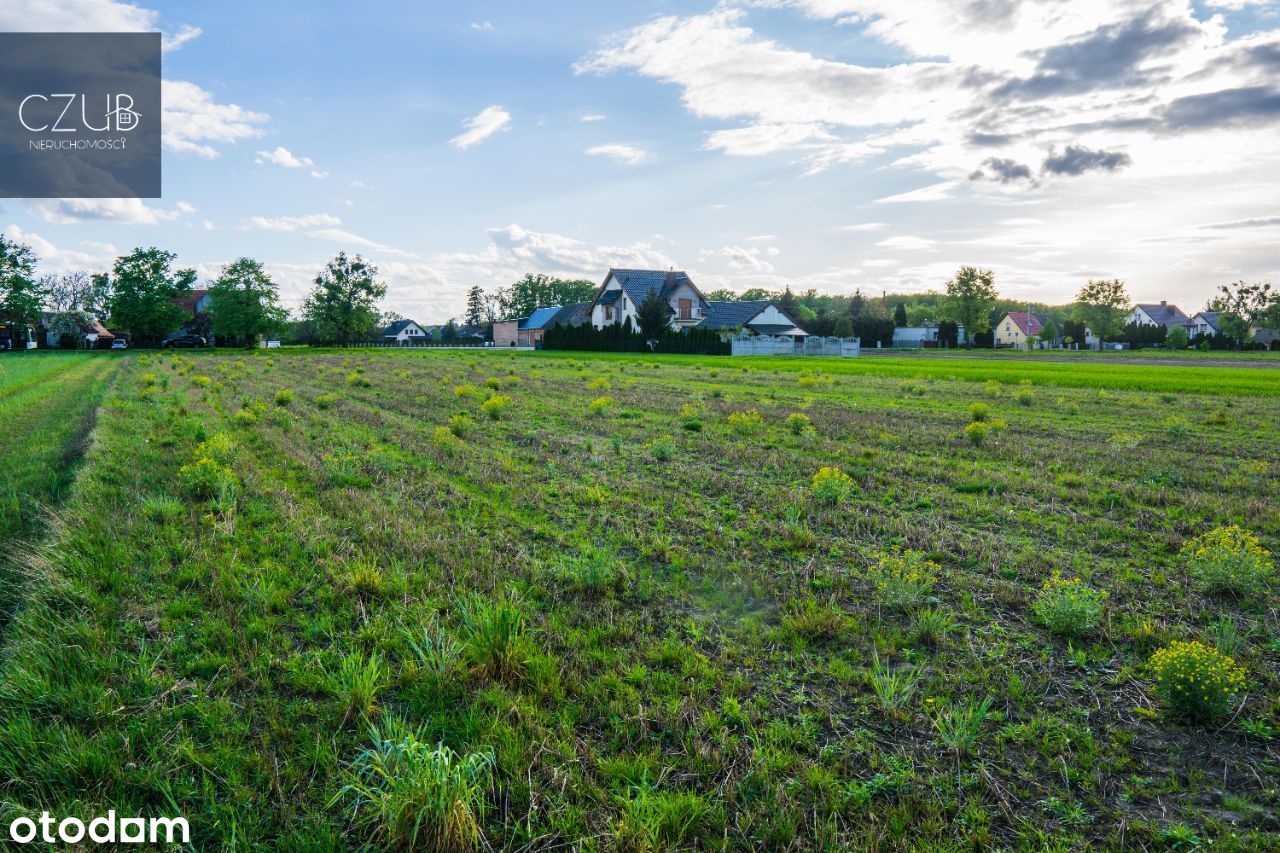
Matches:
[[1187, 311, 1218, 337], [588, 268, 806, 336], [1128, 301, 1190, 331], [381, 319, 429, 344]]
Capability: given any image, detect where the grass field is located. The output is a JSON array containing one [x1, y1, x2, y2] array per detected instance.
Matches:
[[0, 349, 1276, 849]]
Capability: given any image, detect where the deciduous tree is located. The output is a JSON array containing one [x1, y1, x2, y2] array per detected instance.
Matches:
[[302, 252, 387, 345], [942, 266, 998, 344], [105, 247, 195, 343], [1072, 279, 1130, 346], [0, 234, 44, 326], [209, 258, 288, 346]]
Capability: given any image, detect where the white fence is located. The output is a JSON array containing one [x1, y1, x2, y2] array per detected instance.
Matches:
[[730, 335, 860, 357]]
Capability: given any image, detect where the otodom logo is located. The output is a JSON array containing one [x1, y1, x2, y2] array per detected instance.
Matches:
[[18, 93, 142, 133]]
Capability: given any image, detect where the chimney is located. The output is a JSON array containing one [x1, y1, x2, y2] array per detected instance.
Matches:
[[1160, 300, 1167, 306]]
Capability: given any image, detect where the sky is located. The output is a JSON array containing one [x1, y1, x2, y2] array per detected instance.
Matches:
[[3, 0, 1279, 322]]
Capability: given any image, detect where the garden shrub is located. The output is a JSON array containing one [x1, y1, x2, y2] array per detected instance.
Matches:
[[1180, 525, 1274, 597], [964, 421, 988, 447], [448, 414, 476, 437], [179, 456, 239, 501], [810, 466, 855, 504], [1033, 573, 1107, 637], [785, 412, 813, 435], [726, 409, 764, 435], [481, 395, 512, 420], [1149, 640, 1246, 723], [870, 550, 939, 611]]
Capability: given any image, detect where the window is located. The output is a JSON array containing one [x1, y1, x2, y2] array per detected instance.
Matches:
[[678, 298, 691, 321], [605, 306, 613, 321]]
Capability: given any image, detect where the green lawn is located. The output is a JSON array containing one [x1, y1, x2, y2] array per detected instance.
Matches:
[[0, 349, 1275, 849]]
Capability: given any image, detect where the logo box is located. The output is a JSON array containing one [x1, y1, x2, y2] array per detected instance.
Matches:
[[0, 32, 161, 198]]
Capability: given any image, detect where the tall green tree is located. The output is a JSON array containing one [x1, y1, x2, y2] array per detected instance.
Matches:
[[0, 234, 44, 326], [893, 301, 909, 327], [495, 274, 596, 319], [1039, 316, 1059, 346], [942, 266, 998, 344], [209, 258, 288, 346], [1072, 279, 1130, 346], [1165, 324, 1189, 349], [1207, 280, 1276, 345], [302, 253, 387, 345], [105, 248, 195, 343], [635, 287, 671, 345], [464, 285, 487, 327]]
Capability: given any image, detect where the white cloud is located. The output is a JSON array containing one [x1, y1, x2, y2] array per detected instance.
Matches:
[[579, 113, 607, 122], [0, 0, 199, 51], [26, 198, 196, 225], [471, 21, 494, 32], [842, 222, 886, 231], [4, 225, 116, 273], [164, 80, 268, 158], [255, 146, 315, 169], [244, 213, 342, 232], [700, 245, 778, 272], [585, 144, 649, 165], [450, 105, 512, 149], [162, 24, 202, 52], [875, 181, 957, 204], [307, 227, 418, 257], [876, 235, 937, 251]]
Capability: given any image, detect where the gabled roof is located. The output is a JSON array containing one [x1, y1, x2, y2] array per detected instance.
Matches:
[[519, 307, 562, 330], [595, 268, 705, 313], [1134, 302, 1190, 327], [698, 300, 773, 330], [1004, 311, 1044, 336], [173, 288, 209, 316], [1190, 311, 1218, 329], [549, 302, 590, 327], [381, 319, 421, 337]]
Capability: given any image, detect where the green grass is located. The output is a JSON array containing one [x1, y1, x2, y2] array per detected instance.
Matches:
[[0, 348, 1276, 849]]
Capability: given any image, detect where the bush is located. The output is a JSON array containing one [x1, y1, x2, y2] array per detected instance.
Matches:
[[588, 396, 614, 417], [1149, 640, 1247, 722], [274, 389, 294, 407], [1033, 573, 1107, 637], [870, 550, 939, 611], [1108, 432, 1142, 450], [178, 457, 239, 501], [315, 393, 338, 409], [587, 376, 611, 391], [481, 395, 511, 420], [648, 435, 675, 462], [432, 426, 463, 453], [346, 371, 372, 388], [1180, 525, 1274, 597], [337, 722, 493, 851], [448, 414, 476, 437], [784, 412, 813, 435], [1014, 389, 1034, 407], [194, 432, 237, 466], [234, 407, 259, 426], [810, 466, 855, 504], [193, 375, 212, 388], [964, 421, 988, 447], [726, 409, 764, 435], [968, 402, 990, 421]]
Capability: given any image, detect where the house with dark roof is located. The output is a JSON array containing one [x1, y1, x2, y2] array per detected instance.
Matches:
[[381, 319, 429, 344], [994, 310, 1045, 349], [493, 302, 591, 347], [1128, 301, 1190, 331], [1187, 311, 1218, 337], [588, 268, 806, 336]]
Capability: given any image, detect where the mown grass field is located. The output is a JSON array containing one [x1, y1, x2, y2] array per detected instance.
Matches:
[[0, 349, 1276, 850]]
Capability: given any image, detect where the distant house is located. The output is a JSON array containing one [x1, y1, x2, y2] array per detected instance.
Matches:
[[892, 325, 965, 348], [1187, 311, 1218, 337], [493, 303, 590, 347], [42, 312, 115, 349], [994, 311, 1044, 349], [698, 300, 806, 337], [587, 268, 806, 336], [1128, 301, 1190, 331], [381, 319, 429, 344], [1252, 327, 1279, 349]]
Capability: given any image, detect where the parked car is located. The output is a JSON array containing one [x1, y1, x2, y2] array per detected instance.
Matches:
[[161, 334, 207, 349], [111, 339, 127, 350]]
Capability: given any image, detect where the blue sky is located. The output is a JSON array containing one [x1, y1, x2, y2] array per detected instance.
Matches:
[[4, 0, 1280, 321]]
